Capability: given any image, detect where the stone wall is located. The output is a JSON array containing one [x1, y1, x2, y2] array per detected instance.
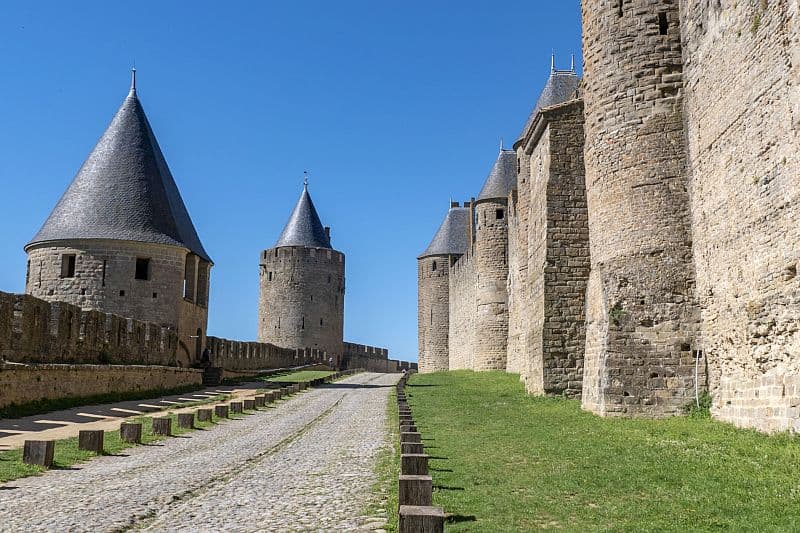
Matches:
[[448, 252, 476, 370], [581, 0, 703, 417], [515, 100, 590, 397], [205, 335, 318, 371], [0, 361, 202, 410], [0, 290, 179, 366], [474, 199, 510, 370], [258, 246, 345, 358], [25, 240, 210, 367], [417, 255, 451, 372], [680, 1, 800, 431]]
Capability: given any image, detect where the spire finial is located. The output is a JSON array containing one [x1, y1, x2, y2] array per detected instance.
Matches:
[[500, 137, 504, 151], [130, 63, 137, 93], [551, 50, 556, 72], [303, 170, 309, 189], [571, 53, 575, 72]]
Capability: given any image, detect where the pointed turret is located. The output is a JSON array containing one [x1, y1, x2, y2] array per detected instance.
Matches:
[[418, 204, 469, 259], [26, 79, 211, 262], [517, 68, 580, 143], [274, 184, 332, 249], [477, 149, 517, 201]]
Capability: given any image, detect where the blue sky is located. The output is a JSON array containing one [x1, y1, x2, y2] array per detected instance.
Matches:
[[0, 1, 582, 361]]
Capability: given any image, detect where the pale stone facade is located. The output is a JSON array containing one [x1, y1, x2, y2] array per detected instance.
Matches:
[[417, 1, 800, 430]]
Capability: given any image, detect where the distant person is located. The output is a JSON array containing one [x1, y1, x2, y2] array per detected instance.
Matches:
[[202, 346, 212, 367]]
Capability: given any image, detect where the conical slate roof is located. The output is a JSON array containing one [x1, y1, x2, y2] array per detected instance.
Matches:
[[418, 206, 469, 259], [477, 149, 517, 201], [26, 80, 211, 262], [274, 184, 332, 249], [518, 69, 580, 142]]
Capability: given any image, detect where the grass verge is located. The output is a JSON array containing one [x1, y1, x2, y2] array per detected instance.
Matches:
[[408, 370, 800, 532], [368, 386, 400, 532]]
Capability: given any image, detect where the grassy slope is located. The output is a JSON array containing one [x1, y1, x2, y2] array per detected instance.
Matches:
[[264, 370, 334, 384], [408, 370, 800, 532]]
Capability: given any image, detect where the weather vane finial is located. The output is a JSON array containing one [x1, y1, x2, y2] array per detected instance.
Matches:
[[551, 50, 556, 72], [500, 137, 504, 151], [303, 170, 309, 188], [571, 53, 575, 72], [131, 62, 137, 92]]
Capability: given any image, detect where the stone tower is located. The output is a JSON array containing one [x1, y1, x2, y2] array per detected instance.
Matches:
[[581, 0, 701, 416], [417, 203, 468, 373], [473, 149, 516, 371], [24, 72, 212, 366], [258, 183, 345, 360]]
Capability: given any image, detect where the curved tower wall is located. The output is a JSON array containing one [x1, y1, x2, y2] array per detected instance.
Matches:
[[581, 0, 701, 416], [25, 240, 211, 366], [417, 255, 450, 372], [473, 199, 509, 371], [258, 245, 345, 358]]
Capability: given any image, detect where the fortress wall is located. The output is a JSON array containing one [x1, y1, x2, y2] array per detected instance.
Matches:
[[0, 290, 179, 366], [448, 253, 476, 370], [581, 0, 703, 417], [0, 361, 202, 410], [258, 246, 345, 358], [681, 1, 800, 431], [506, 188, 526, 376], [417, 256, 451, 372]]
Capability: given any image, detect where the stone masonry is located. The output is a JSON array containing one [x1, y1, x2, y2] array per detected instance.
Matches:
[[418, 1, 800, 430]]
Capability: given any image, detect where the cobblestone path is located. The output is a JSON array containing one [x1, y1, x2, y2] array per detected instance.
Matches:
[[0, 372, 398, 532]]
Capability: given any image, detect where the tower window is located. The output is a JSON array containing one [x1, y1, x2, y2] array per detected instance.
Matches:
[[135, 258, 150, 280], [617, 0, 623, 17], [268, 271, 273, 281], [152, 292, 158, 298], [301, 316, 305, 330], [61, 254, 76, 278], [658, 12, 668, 34], [328, 275, 331, 283], [496, 209, 504, 220], [320, 318, 324, 326], [432, 261, 437, 272], [119, 290, 125, 297], [102, 260, 107, 286]]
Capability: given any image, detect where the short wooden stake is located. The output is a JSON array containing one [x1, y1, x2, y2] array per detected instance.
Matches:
[[177, 413, 194, 429], [399, 475, 433, 506], [401, 454, 429, 476], [197, 408, 213, 422], [78, 430, 104, 453], [400, 431, 422, 444], [254, 395, 266, 407], [215, 405, 229, 418], [243, 398, 256, 410], [230, 402, 243, 414], [152, 417, 172, 436], [401, 442, 424, 454], [120, 422, 143, 443], [399, 505, 445, 533], [22, 440, 54, 467]]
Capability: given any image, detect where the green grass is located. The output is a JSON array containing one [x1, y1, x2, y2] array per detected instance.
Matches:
[[407, 370, 800, 532], [263, 370, 334, 384], [369, 387, 400, 532], [0, 383, 206, 419], [0, 402, 231, 483]]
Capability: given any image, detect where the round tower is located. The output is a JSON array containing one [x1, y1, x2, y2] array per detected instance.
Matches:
[[472, 149, 516, 371], [417, 203, 468, 373], [258, 183, 344, 361], [24, 72, 212, 366], [581, 0, 700, 415]]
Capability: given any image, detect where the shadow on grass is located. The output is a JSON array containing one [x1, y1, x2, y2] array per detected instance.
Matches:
[[101, 452, 129, 457], [430, 467, 453, 472], [435, 485, 465, 491], [446, 514, 477, 524], [51, 465, 81, 471], [427, 456, 449, 460]]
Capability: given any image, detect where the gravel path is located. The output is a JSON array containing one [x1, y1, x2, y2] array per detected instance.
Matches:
[[0, 372, 398, 532]]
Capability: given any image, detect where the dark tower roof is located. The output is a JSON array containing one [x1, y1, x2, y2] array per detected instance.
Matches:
[[477, 149, 517, 201], [517, 68, 580, 142], [26, 75, 212, 262], [418, 206, 469, 259], [274, 184, 332, 249]]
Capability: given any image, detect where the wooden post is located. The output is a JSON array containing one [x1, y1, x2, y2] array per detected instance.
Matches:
[[78, 430, 104, 453], [215, 404, 229, 418], [254, 395, 266, 407], [399, 505, 445, 533], [401, 454, 429, 476], [400, 432, 422, 444], [177, 413, 195, 429], [399, 475, 433, 506], [401, 442, 424, 454], [400, 424, 418, 433], [22, 440, 54, 467], [152, 417, 172, 436], [230, 402, 243, 414], [197, 408, 213, 422], [244, 398, 256, 410], [120, 422, 143, 443]]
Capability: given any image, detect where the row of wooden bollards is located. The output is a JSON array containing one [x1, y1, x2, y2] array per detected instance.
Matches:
[[396, 374, 445, 533], [21, 369, 361, 468]]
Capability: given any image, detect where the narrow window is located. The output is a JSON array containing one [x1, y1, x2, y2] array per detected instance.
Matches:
[[320, 318, 324, 326], [432, 261, 437, 272], [61, 254, 76, 278], [102, 260, 107, 286], [310, 294, 314, 301], [135, 258, 150, 280], [617, 0, 623, 17], [152, 292, 158, 298], [430, 309, 433, 325], [658, 12, 668, 34], [496, 208, 504, 220], [328, 275, 331, 283], [268, 271, 273, 281], [278, 317, 281, 329], [38, 260, 43, 287], [119, 290, 125, 297], [301, 316, 305, 330], [25, 261, 30, 285]]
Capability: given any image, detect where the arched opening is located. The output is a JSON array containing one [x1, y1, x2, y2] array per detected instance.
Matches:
[[195, 328, 203, 361]]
